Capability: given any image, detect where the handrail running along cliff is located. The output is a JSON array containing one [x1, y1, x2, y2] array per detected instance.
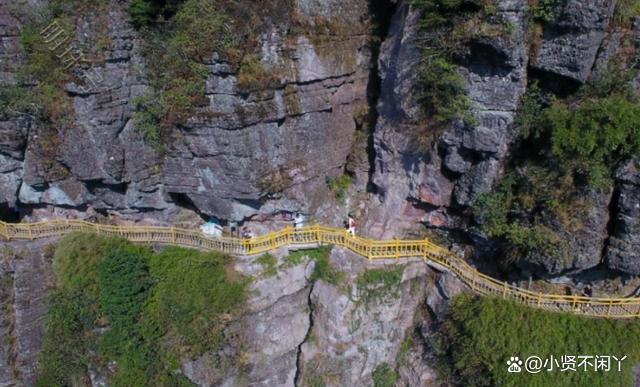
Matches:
[[1, 219, 639, 318]]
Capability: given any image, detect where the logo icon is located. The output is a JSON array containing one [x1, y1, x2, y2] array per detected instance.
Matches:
[[507, 356, 523, 373]]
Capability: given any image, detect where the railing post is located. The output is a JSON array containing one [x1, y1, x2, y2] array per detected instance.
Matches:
[[395, 239, 400, 259], [28, 223, 33, 240], [171, 227, 176, 245], [502, 281, 508, 299], [537, 293, 542, 307], [607, 301, 613, 317], [246, 238, 251, 255]]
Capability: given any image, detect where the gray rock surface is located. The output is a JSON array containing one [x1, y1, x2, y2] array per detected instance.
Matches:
[[0, 2, 29, 212], [520, 189, 613, 277], [607, 160, 640, 275], [1, 0, 634, 281], [364, 0, 528, 238], [531, 0, 616, 82], [0, 239, 55, 386], [295, 248, 462, 386], [0, 0, 372, 225]]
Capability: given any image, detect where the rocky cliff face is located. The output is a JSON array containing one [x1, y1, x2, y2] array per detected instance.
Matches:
[[2, 1, 640, 384], [0, 240, 463, 387], [361, 0, 640, 279], [1, 0, 373, 225], [0, 239, 54, 386], [364, 0, 529, 238], [2, 0, 639, 280], [607, 159, 640, 275]]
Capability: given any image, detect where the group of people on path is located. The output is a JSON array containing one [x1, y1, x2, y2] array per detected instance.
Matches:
[[243, 214, 358, 238], [565, 284, 593, 298]]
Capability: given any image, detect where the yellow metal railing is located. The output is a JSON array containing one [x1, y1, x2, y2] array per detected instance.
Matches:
[[1, 219, 639, 318]]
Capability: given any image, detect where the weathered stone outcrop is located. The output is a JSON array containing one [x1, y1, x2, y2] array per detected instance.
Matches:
[[1, 0, 373, 225], [531, 0, 616, 83], [364, 0, 529, 238], [0, 239, 55, 386], [0, 1, 29, 215], [516, 190, 612, 277], [362, 0, 639, 280], [607, 159, 640, 275], [295, 248, 463, 386], [2, 0, 634, 279]]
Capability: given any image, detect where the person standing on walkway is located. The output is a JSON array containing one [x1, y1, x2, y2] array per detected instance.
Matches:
[[347, 215, 357, 236]]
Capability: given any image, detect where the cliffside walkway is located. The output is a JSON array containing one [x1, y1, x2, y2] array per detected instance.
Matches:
[[2, 219, 639, 319]]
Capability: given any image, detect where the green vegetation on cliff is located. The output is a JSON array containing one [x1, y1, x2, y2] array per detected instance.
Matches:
[[37, 233, 248, 386], [474, 172, 571, 264], [518, 67, 640, 188], [356, 266, 404, 306], [437, 294, 640, 387], [130, 0, 230, 146], [3, 1, 109, 122], [475, 66, 640, 265], [411, 0, 508, 134], [129, 0, 292, 146], [372, 362, 399, 387]]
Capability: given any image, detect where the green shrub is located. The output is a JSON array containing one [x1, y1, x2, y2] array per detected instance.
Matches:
[[530, 0, 559, 23], [237, 55, 279, 91], [0, 85, 41, 119], [544, 95, 640, 187], [284, 250, 308, 266], [516, 67, 640, 189], [437, 294, 640, 386], [418, 57, 472, 125], [132, 94, 163, 144], [16, 21, 74, 124], [356, 267, 404, 306], [410, 0, 502, 128], [13, 1, 108, 125], [372, 363, 399, 387], [130, 0, 286, 144], [516, 66, 640, 189], [38, 234, 248, 385], [53, 233, 141, 299], [145, 247, 248, 357], [310, 253, 344, 285], [129, 0, 231, 145], [484, 65, 640, 265], [326, 174, 352, 202], [98, 249, 152, 355], [37, 291, 97, 387], [294, 246, 343, 285], [516, 82, 545, 139], [257, 253, 278, 277], [284, 246, 333, 267], [613, 0, 640, 26], [474, 173, 570, 264], [128, 0, 184, 29]]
